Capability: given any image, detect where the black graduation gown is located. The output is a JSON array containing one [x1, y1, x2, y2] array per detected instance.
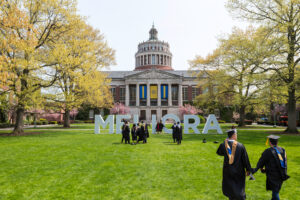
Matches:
[[136, 128, 141, 141], [171, 125, 177, 139], [131, 127, 137, 141], [159, 123, 164, 131], [121, 124, 125, 142], [138, 125, 145, 141], [254, 147, 289, 192], [177, 126, 182, 141], [217, 141, 252, 200], [123, 125, 130, 142]]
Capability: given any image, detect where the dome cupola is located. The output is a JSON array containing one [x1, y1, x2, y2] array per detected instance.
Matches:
[[135, 25, 173, 71]]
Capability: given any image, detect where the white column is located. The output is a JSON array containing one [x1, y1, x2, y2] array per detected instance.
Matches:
[[158, 83, 161, 106], [125, 84, 129, 106], [179, 84, 183, 106], [168, 83, 172, 106], [147, 83, 150, 106], [136, 84, 139, 106]]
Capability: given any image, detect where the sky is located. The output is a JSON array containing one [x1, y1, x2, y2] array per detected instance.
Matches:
[[77, 0, 249, 71]]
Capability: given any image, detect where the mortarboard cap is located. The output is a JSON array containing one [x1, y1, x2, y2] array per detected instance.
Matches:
[[267, 135, 280, 140], [266, 135, 280, 145], [226, 129, 237, 138]]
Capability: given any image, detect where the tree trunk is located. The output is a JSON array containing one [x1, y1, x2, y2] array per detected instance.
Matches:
[[285, 89, 298, 133], [12, 107, 25, 135], [238, 106, 246, 127], [63, 109, 70, 128]]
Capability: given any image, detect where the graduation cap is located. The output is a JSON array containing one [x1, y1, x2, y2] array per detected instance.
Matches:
[[226, 129, 237, 138], [266, 135, 280, 146]]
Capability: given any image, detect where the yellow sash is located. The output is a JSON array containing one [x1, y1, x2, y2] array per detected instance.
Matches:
[[225, 140, 237, 165]]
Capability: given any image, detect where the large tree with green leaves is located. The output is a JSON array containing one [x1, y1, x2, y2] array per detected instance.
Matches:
[[0, 0, 79, 134], [46, 20, 115, 127], [227, 0, 300, 132], [191, 27, 271, 126]]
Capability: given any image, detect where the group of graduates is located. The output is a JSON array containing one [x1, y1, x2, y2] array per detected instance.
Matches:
[[121, 120, 149, 144], [171, 122, 183, 144], [217, 128, 289, 200], [121, 120, 183, 145]]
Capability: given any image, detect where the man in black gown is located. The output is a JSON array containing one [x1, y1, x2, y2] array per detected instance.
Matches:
[[176, 122, 182, 144], [171, 122, 177, 143], [123, 121, 130, 144], [217, 129, 252, 200], [252, 135, 289, 200]]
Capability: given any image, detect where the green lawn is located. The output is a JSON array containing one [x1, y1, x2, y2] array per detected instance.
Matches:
[[0, 127, 299, 199]]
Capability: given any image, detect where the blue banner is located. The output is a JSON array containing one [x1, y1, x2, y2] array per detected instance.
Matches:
[[139, 85, 147, 99], [161, 85, 168, 99]]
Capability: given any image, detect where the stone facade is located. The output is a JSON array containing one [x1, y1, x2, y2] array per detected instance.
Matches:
[[107, 25, 200, 121]]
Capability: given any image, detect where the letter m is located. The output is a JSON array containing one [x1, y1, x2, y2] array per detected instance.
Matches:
[[94, 115, 114, 134]]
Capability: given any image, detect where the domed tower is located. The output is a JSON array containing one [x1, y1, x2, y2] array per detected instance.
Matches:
[[135, 25, 173, 71]]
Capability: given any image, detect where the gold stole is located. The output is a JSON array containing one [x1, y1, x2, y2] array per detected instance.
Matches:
[[225, 140, 237, 165]]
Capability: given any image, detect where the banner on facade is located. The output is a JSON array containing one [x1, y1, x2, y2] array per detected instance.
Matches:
[[150, 85, 158, 99], [161, 85, 168, 99], [139, 85, 147, 99]]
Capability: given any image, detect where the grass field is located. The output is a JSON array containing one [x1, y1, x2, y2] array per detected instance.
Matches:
[[0, 125, 299, 199]]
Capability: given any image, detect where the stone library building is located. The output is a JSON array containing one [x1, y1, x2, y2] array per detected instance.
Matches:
[[107, 25, 200, 121]]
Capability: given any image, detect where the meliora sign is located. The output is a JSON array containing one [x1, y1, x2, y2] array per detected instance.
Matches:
[[94, 114, 222, 134]]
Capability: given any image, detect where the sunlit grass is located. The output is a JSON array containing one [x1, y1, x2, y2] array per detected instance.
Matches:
[[0, 127, 298, 199]]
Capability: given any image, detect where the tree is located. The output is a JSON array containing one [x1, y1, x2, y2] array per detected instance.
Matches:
[[227, 0, 300, 132], [110, 103, 130, 115], [46, 20, 115, 127], [0, 0, 78, 134], [191, 27, 271, 126], [179, 104, 203, 116]]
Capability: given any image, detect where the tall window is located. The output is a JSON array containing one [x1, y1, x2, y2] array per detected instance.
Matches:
[[110, 87, 116, 101], [182, 86, 188, 102], [192, 86, 199, 100], [129, 85, 136, 106], [119, 87, 125, 104], [172, 85, 178, 106]]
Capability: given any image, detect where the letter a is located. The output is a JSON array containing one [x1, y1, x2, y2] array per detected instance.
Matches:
[[202, 114, 222, 134]]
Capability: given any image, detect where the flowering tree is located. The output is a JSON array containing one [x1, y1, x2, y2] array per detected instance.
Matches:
[[179, 104, 202, 116], [110, 103, 130, 115]]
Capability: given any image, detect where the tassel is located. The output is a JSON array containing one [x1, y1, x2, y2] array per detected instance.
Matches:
[[265, 138, 269, 146]]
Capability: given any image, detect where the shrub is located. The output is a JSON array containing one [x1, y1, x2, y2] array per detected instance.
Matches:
[[36, 121, 42, 125], [244, 120, 253, 125], [218, 120, 226, 123], [72, 120, 83, 124], [39, 118, 47, 121], [41, 120, 48, 125], [0, 123, 14, 128], [49, 121, 58, 124], [84, 120, 93, 123]]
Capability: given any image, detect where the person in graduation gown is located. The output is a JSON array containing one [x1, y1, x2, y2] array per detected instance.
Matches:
[[123, 121, 130, 144], [252, 135, 289, 200], [176, 122, 182, 145], [156, 121, 161, 134], [131, 123, 137, 144], [139, 121, 146, 144], [159, 121, 164, 133], [216, 129, 252, 200], [136, 123, 142, 143], [171, 122, 177, 143], [121, 121, 125, 143]]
